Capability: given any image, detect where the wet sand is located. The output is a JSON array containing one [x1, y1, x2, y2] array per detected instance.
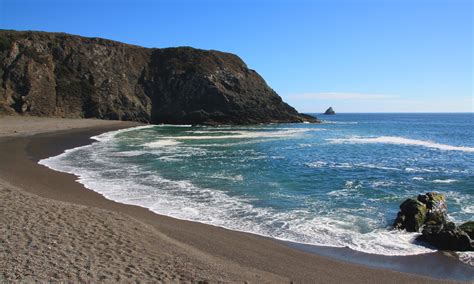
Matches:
[[0, 116, 470, 282]]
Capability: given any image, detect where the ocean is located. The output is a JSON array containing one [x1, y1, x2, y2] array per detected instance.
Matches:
[[39, 113, 473, 263]]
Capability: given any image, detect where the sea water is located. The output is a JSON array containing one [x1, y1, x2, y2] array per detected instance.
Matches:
[[39, 113, 473, 263]]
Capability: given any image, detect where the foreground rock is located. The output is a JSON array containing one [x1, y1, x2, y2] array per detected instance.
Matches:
[[0, 30, 318, 125], [417, 222, 473, 251], [394, 198, 427, 232], [394, 192, 447, 232], [394, 192, 473, 251], [324, 107, 335, 115], [459, 221, 474, 239]]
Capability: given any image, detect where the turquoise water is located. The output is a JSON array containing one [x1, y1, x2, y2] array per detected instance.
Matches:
[[40, 113, 473, 259]]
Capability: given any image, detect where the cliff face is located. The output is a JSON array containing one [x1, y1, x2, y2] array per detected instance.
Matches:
[[0, 30, 317, 124]]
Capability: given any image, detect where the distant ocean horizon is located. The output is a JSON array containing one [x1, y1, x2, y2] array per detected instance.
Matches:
[[307, 112, 474, 114], [40, 113, 474, 265]]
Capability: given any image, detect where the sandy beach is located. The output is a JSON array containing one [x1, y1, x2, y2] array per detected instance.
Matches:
[[0, 116, 469, 283]]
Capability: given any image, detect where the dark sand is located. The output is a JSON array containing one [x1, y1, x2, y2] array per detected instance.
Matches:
[[1, 117, 471, 282]]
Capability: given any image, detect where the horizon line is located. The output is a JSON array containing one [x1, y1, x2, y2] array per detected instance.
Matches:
[[303, 111, 474, 114]]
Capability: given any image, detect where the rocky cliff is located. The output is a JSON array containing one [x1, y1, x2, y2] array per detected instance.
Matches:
[[0, 30, 317, 125]]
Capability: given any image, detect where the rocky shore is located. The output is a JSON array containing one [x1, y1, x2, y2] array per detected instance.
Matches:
[[394, 192, 473, 251]]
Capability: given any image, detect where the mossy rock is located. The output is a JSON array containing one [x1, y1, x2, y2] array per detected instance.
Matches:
[[394, 198, 427, 232], [417, 192, 447, 225], [459, 221, 474, 239]]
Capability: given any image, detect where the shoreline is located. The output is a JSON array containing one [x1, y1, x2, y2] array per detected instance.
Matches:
[[30, 125, 474, 280], [1, 117, 472, 282]]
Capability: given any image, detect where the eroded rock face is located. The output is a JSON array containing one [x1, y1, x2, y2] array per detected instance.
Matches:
[[0, 30, 318, 125]]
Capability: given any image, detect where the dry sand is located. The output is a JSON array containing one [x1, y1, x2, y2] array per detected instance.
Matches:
[[0, 116, 467, 283]]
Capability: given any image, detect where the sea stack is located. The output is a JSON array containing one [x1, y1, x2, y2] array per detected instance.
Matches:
[[324, 107, 335, 115]]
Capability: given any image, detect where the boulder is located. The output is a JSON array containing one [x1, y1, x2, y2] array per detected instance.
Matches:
[[395, 192, 473, 251], [394, 198, 427, 232], [324, 107, 335, 115], [459, 221, 474, 239], [394, 192, 449, 232], [417, 222, 473, 251]]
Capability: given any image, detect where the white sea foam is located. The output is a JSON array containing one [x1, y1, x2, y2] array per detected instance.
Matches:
[[327, 136, 474, 152], [186, 130, 242, 134], [210, 173, 244, 182], [142, 139, 183, 148], [306, 161, 401, 171], [354, 163, 400, 171], [322, 121, 359, 125], [38, 125, 469, 259], [431, 179, 458, 184], [111, 150, 147, 157], [92, 125, 156, 142], [404, 167, 438, 173], [307, 161, 327, 168], [39, 144, 436, 257], [299, 143, 313, 148], [158, 156, 183, 162], [458, 252, 474, 267], [461, 205, 474, 214], [371, 181, 394, 187], [412, 177, 424, 180], [154, 124, 193, 127], [158, 129, 318, 140]]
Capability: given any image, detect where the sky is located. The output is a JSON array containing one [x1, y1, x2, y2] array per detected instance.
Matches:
[[1, 0, 472, 113]]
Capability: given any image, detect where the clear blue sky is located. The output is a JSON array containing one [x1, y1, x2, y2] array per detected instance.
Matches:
[[1, 0, 472, 112]]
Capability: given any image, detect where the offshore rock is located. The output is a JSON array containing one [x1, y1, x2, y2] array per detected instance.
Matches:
[[0, 30, 318, 125], [323, 107, 335, 115]]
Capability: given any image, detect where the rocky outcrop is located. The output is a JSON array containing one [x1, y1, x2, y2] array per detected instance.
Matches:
[[394, 192, 447, 232], [459, 221, 474, 239], [394, 199, 427, 232], [323, 107, 335, 115], [417, 222, 473, 251], [0, 30, 318, 125], [394, 192, 473, 251], [418, 192, 448, 225]]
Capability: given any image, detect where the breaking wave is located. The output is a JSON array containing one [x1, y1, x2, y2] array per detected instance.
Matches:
[[38, 114, 474, 266], [327, 136, 474, 152]]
